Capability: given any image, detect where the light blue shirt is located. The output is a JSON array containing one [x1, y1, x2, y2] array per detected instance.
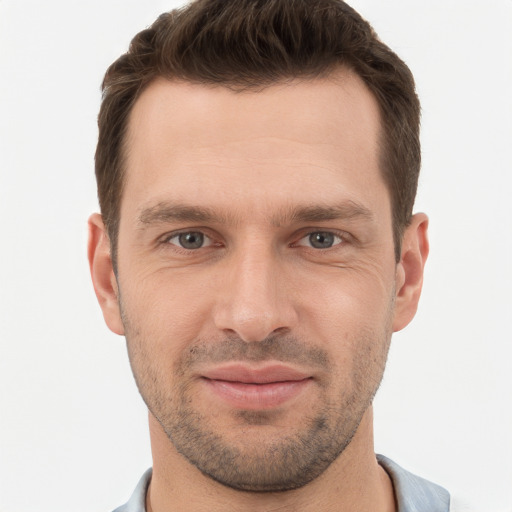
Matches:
[[113, 455, 450, 512]]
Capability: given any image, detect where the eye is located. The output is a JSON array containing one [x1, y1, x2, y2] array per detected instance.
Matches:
[[296, 231, 343, 249], [166, 231, 213, 250]]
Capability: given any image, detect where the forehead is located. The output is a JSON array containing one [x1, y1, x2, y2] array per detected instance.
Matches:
[[122, 71, 387, 222]]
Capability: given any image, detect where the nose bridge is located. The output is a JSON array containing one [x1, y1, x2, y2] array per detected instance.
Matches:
[[213, 238, 297, 342]]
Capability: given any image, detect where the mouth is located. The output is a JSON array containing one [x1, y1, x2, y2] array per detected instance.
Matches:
[[200, 363, 313, 410]]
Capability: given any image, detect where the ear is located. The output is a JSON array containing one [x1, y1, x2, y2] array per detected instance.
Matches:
[[87, 213, 124, 335], [392, 213, 429, 332]]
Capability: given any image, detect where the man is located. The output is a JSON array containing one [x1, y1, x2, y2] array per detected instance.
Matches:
[[88, 0, 448, 510]]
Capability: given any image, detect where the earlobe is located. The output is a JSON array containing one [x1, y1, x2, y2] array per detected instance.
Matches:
[[392, 213, 429, 332], [87, 213, 125, 335]]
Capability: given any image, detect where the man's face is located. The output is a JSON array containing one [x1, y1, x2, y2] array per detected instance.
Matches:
[[92, 71, 420, 491]]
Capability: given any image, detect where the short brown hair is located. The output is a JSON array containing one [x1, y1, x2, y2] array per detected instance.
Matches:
[[95, 0, 420, 264]]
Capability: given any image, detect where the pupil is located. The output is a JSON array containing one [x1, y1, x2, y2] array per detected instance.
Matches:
[[310, 232, 334, 249], [179, 232, 204, 249]]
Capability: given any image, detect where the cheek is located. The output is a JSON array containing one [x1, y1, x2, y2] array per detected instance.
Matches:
[[293, 261, 395, 382], [119, 272, 215, 378], [294, 259, 396, 332], [123, 264, 214, 325]]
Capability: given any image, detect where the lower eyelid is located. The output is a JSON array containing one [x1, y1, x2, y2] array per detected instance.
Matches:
[[161, 230, 349, 250], [295, 232, 344, 247], [163, 232, 213, 248]]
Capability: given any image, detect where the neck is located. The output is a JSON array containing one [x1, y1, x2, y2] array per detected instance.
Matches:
[[146, 407, 396, 512]]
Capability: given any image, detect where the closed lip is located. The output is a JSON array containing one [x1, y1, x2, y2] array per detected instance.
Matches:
[[200, 363, 312, 384], [200, 363, 313, 410]]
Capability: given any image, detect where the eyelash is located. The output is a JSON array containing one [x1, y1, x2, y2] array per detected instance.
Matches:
[[292, 231, 345, 249], [159, 229, 351, 252], [160, 230, 218, 253]]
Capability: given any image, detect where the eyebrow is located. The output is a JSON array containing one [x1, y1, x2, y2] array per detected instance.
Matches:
[[137, 200, 374, 228], [138, 203, 225, 226], [278, 202, 374, 226]]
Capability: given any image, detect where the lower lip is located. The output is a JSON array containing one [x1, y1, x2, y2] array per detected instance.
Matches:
[[203, 378, 312, 409]]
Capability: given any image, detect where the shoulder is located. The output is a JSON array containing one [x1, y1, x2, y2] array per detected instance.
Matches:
[[111, 468, 152, 512], [377, 454, 450, 512]]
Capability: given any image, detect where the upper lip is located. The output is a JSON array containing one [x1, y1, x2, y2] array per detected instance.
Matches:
[[201, 363, 311, 384]]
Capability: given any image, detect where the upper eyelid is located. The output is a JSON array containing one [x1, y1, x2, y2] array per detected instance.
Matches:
[[159, 230, 217, 253], [157, 227, 353, 245], [167, 232, 210, 241], [160, 228, 216, 242], [292, 231, 342, 247], [293, 228, 352, 243]]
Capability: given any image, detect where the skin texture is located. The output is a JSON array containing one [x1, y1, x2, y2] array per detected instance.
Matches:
[[89, 69, 428, 512]]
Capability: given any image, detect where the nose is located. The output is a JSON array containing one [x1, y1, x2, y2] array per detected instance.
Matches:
[[212, 243, 298, 342]]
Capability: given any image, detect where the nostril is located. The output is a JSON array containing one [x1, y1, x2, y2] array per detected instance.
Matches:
[[270, 326, 290, 337]]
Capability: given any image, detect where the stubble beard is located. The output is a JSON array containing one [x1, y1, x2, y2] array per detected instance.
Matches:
[[123, 320, 392, 493]]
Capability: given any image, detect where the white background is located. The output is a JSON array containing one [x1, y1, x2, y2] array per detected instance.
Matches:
[[0, 1, 511, 511]]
